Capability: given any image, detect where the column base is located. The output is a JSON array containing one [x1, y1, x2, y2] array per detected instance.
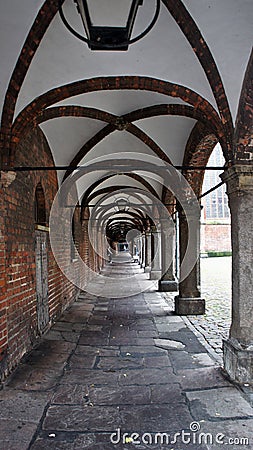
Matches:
[[144, 266, 151, 273], [175, 296, 205, 315], [223, 339, 253, 384], [150, 270, 161, 280], [158, 280, 178, 292]]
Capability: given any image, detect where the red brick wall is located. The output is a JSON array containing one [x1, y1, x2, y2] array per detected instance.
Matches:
[[0, 128, 86, 379], [201, 224, 232, 253], [0, 188, 8, 372]]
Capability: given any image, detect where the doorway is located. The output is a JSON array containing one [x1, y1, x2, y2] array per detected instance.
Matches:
[[35, 230, 49, 334]]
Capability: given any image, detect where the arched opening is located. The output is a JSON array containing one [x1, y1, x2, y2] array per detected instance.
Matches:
[[191, 143, 232, 358], [34, 182, 47, 226], [201, 143, 231, 257]]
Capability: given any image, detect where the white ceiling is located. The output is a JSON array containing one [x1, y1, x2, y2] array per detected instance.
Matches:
[[0, 0, 253, 207]]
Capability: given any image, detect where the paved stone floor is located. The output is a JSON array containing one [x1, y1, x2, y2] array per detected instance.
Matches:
[[1, 256, 253, 450]]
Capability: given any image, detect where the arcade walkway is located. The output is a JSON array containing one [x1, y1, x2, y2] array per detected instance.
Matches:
[[1, 257, 253, 450]]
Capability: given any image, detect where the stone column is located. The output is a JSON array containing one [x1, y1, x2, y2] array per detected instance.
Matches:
[[144, 232, 152, 273], [129, 239, 134, 258], [175, 207, 205, 315], [221, 165, 253, 384], [158, 219, 178, 292], [141, 233, 146, 269], [150, 228, 162, 280], [137, 236, 142, 265]]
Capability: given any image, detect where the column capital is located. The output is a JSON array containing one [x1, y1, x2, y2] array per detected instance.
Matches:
[[220, 164, 253, 195]]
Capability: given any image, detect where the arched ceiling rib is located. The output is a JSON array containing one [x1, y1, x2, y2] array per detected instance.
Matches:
[[22, 103, 215, 183], [12, 0, 217, 118], [11, 76, 227, 168], [0, 0, 252, 205], [81, 173, 160, 208], [163, 0, 233, 144]]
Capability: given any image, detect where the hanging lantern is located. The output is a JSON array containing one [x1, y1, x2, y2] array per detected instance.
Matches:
[[58, 0, 160, 50]]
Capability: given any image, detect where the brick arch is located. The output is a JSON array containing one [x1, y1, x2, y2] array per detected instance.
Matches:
[[15, 103, 220, 181], [87, 187, 150, 220], [102, 210, 145, 226], [64, 122, 173, 181], [160, 123, 219, 209], [81, 173, 159, 214], [162, 0, 233, 152], [183, 122, 219, 196], [0, 1, 61, 169], [19, 103, 216, 140], [86, 186, 146, 208], [234, 49, 253, 162], [0, 0, 59, 135], [0, 0, 233, 164], [10, 77, 226, 165]]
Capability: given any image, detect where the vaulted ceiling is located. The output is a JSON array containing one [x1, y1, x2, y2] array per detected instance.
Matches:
[[0, 0, 252, 235]]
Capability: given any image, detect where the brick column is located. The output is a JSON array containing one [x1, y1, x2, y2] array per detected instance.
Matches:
[[0, 193, 7, 372], [175, 207, 205, 315], [159, 219, 178, 292], [221, 165, 253, 383]]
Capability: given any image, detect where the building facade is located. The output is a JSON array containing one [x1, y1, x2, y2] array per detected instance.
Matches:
[[201, 144, 231, 255]]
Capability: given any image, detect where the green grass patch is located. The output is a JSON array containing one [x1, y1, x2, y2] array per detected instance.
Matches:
[[206, 251, 232, 257]]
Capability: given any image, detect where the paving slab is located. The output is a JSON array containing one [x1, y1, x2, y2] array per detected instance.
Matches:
[[6, 365, 63, 391], [74, 345, 120, 357], [186, 386, 253, 420], [178, 366, 231, 390], [96, 355, 145, 370], [89, 385, 151, 405], [198, 418, 253, 450], [51, 384, 90, 405], [158, 329, 207, 353], [0, 420, 38, 450], [0, 389, 50, 421], [43, 404, 121, 432], [31, 439, 73, 450], [61, 368, 119, 386], [67, 353, 97, 369], [156, 322, 187, 332], [119, 404, 193, 432], [143, 354, 172, 368], [118, 368, 177, 386], [169, 350, 215, 371]]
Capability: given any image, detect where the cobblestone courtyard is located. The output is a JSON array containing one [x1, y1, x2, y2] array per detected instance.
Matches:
[[165, 256, 232, 364]]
